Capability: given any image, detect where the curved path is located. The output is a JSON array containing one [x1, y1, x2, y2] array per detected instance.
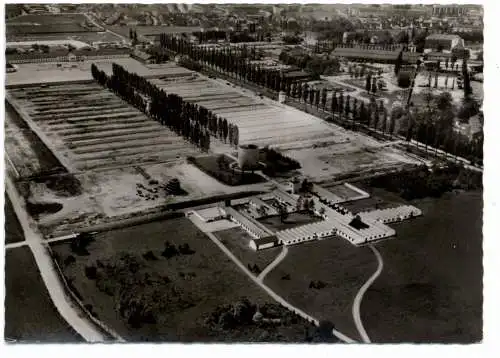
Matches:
[[190, 218, 356, 343], [257, 245, 288, 282], [5, 175, 113, 342], [352, 244, 383, 343]]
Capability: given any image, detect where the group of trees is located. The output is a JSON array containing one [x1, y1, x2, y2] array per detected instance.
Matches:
[[365, 74, 381, 94], [193, 30, 227, 43], [261, 147, 301, 177], [289, 83, 328, 109], [279, 50, 341, 77], [369, 163, 482, 200], [128, 28, 138, 43], [296, 196, 316, 213], [205, 298, 335, 342], [291, 85, 394, 135], [403, 91, 482, 163], [348, 64, 372, 79]]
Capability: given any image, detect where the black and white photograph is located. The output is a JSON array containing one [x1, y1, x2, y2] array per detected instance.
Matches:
[[3, 2, 486, 346]]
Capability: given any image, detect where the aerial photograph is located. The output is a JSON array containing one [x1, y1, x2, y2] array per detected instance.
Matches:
[[4, 3, 483, 344]]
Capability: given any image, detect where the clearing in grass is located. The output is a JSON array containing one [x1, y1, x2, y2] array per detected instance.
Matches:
[[263, 237, 376, 341]]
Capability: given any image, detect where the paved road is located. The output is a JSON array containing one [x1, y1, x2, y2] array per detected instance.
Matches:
[[189, 217, 356, 343], [257, 245, 288, 282], [5, 241, 28, 250], [5, 175, 109, 342], [352, 244, 383, 343]]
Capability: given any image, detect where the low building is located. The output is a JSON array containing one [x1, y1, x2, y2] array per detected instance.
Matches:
[[287, 177, 301, 194], [221, 206, 274, 239], [131, 49, 154, 64], [249, 236, 278, 251], [282, 70, 311, 82], [332, 46, 402, 64]]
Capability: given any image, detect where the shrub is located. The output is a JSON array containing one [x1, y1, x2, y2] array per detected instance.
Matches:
[[85, 265, 98, 280], [281, 273, 291, 280], [161, 241, 179, 259], [178, 243, 195, 255], [142, 250, 158, 261]]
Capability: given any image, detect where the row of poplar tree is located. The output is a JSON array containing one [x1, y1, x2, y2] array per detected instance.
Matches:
[[90, 63, 241, 152]]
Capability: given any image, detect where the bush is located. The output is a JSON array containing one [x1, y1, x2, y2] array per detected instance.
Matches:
[[26, 201, 63, 219], [309, 280, 327, 289], [42, 175, 83, 196], [178, 243, 195, 255], [161, 241, 179, 259], [142, 250, 158, 261], [85, 265, 98, 280], [397, 71, 412, 88], [70, 233, 94, 256]]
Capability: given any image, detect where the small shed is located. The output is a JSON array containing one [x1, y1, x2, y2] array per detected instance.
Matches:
[[249, 236, 278, 251]]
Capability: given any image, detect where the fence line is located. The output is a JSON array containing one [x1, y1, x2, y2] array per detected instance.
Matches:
[[45, 244, 125, 342]]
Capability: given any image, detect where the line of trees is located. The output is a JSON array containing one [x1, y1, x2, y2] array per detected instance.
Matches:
[[91, 63, 242, 151], [403, 91, 483, 163], [159, 33, 300, 94], [289, 84, 394, 135]]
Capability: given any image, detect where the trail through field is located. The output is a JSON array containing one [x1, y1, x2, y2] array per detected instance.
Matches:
[[352, 244, 383, 343]]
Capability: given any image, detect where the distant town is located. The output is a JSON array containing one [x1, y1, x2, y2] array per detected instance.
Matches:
[[4, 3, 483, 344]]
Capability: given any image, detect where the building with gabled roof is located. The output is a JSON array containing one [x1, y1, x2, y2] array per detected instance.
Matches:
[[424, 33, 464, 53]]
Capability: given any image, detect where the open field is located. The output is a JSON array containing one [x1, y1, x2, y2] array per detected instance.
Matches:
[[264, 237, 376, 340], [49, 217, 312, 342], [213, 227, 282, 271], [362, 190, 483, 343], [4, 246, 83, 342], [109, 25, 202, 38], [6, 58, 192, 86], [29, 161, 274, 236], [285, 144, 417, 182], [6, 13, 100, 37], [7, 31, 124, 44], [7, 81, 199, 172], [258, 212, 323, 232], [339, 186, 407, 214]]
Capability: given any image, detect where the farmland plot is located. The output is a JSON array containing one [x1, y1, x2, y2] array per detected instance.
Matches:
[[7, 82, 200, 172], [152, 73, 420, 181]]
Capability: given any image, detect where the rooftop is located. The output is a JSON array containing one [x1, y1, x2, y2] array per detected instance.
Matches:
[[425, 33, 462, 41], [332, 47, 401, 62]]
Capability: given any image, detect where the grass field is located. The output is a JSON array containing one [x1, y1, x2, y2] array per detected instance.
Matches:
[[50, 217, 310, 342], [264, 237, 376, 340], [4, 246, 83, 342], [362, 190, 483, 343], [213, 227, 282, 272], [4, 195, 25, 244], [258, 212, 323, 232], [6, 13, 100, 37]]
